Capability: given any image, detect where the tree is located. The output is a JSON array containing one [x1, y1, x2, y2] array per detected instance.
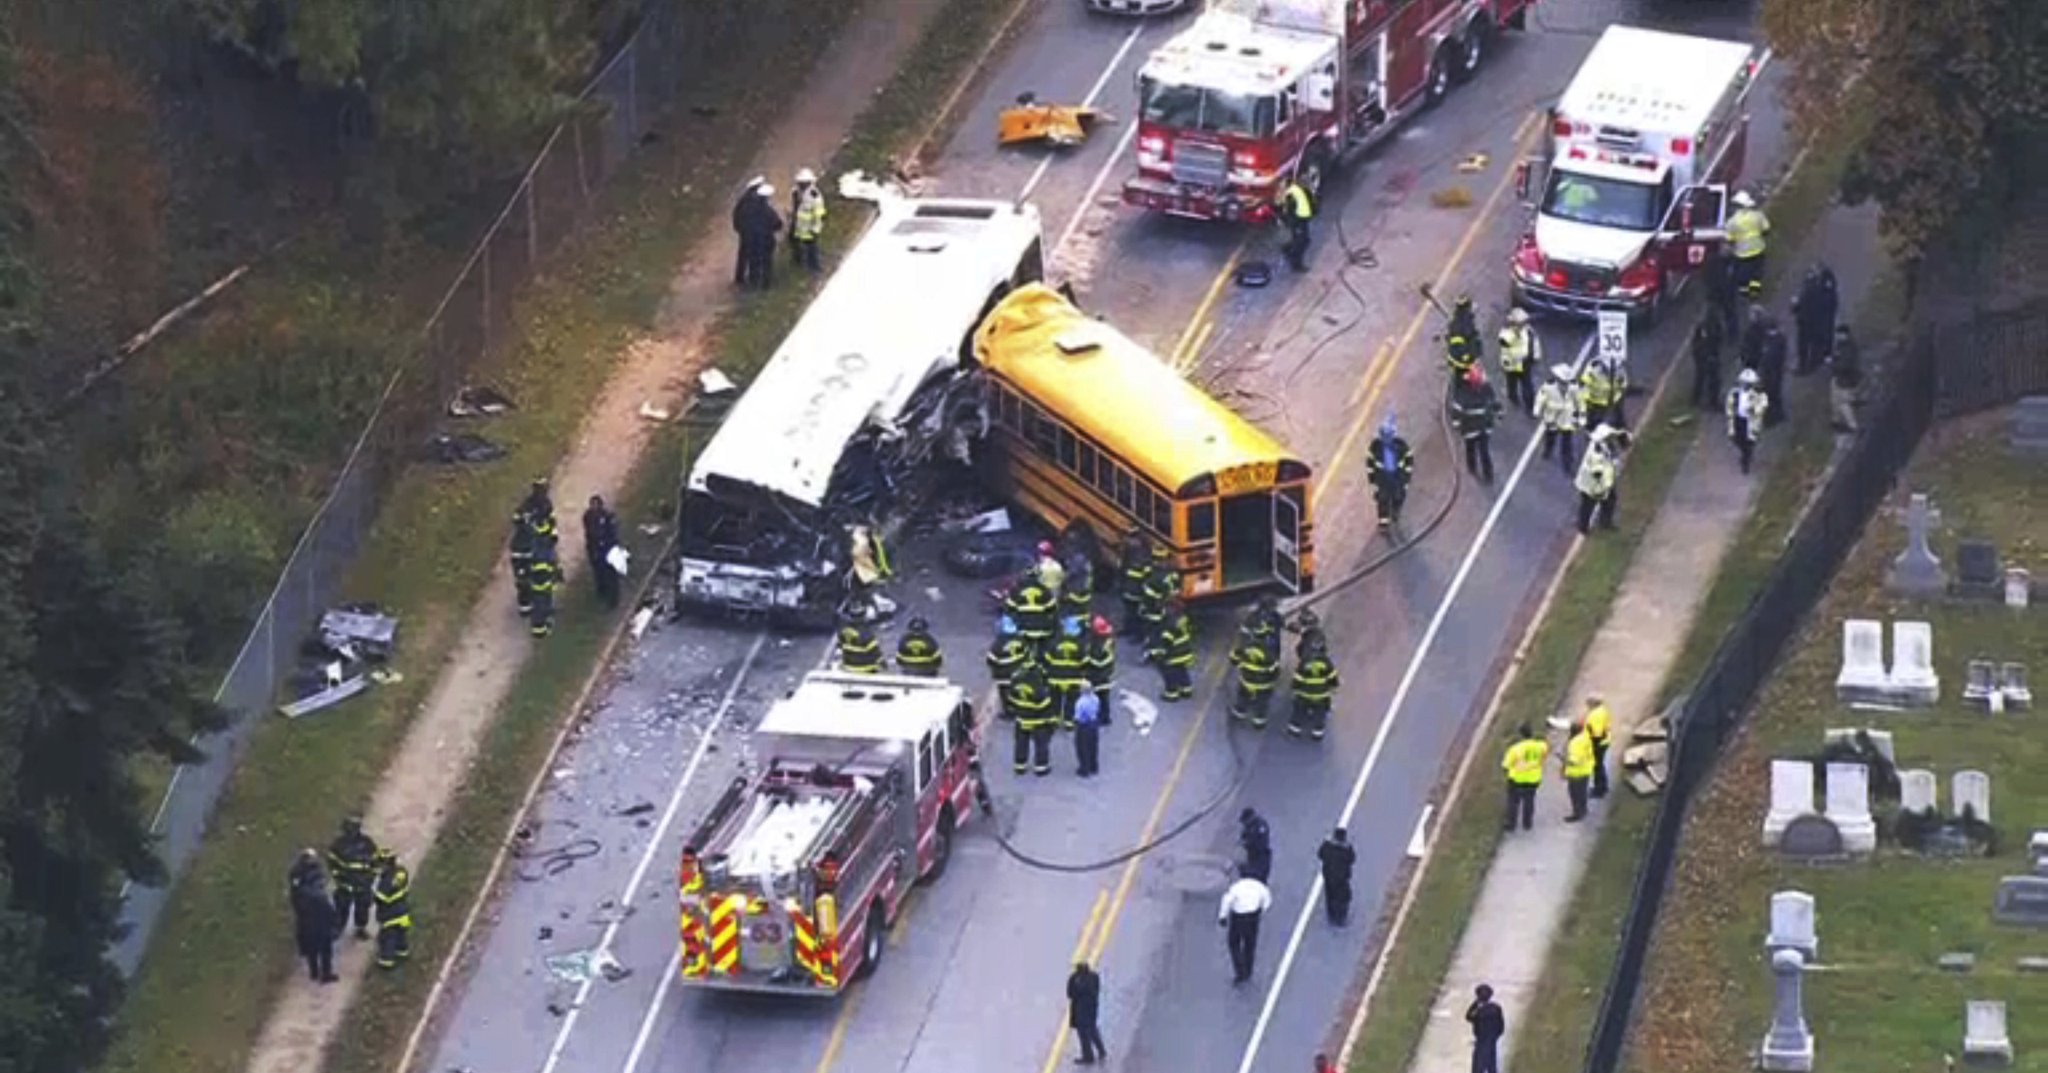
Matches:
[[1764, 0, 2048, 259]]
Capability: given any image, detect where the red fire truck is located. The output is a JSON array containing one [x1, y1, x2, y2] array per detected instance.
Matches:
[[1122, 0, 1534, 222], [676, 671, 980, 995]]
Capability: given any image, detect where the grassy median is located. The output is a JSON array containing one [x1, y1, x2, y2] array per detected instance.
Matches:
[[1343, 105, 1876, 1073]]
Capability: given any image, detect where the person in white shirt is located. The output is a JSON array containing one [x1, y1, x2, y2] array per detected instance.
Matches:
[[1217, 867, 1273, 984]]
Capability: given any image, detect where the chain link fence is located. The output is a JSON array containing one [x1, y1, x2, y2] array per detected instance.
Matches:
[[112, 0, 739, 974], [1584, 300, 2048, 1072]]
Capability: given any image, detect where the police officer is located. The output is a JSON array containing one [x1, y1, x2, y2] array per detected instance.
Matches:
[[1791, 262, 1838, 375], [1085, 615, 1117, 727], [1757, 315, 1790, 429], [1502, 724, 1547, 831], [1148, 601, 1196, 702], [1450, 366, 1504, 484], [1317, 827, 1357, 926], [1496, 307, 1540, 414], [1563, 716, 1596, 822], [1277, 175, 1315, 272], [526, 538, 560, 638], [789, 167, 826, 273], [733, 175, 766, 285], [1725, 367, 1769, 474], [1289, 645, 1339, 740], [1238, 807, 1273, 881], [1138, 546, 1180, 644], [290, 852, 339, 983], [1072, 688, 1104, 778], [740, 181, 783, 289], [372, 848, 412, 969], [1117, 533, 1153, 638], [1583, 694, 1614, 800], [1230, 638, 1280, 730], [1365, 416, 1414, 529], [1044, 619, 1091, 730], [895, 617, 944, 677], [1444, 294, 1481, 382], [328, 817, 379, 940], [986, 618, 1031, 688], [1005, 661, 1056, 776], [1727, 190, 1770, 299], [583, 494, 621, 608], [1535, 362, 1585, 476], [1007, 575, 1058, 650], [1575, 425, 1621, 534], [836, 621, 884, 673]]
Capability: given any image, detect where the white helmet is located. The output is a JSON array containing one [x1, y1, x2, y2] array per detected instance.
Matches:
[[1738, 367, 1760, 386], [1551, 362, 1574, 381], [1506, 307, 1530, 326], [1589, 423, 1617, 444], [1732, 190, 1756, 209], [795, 167, 817, 185], [748, 174, 767, 189], [758, 183, 776, 198]]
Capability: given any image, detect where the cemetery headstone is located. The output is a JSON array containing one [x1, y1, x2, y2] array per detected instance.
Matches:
[[2012, 396, 2048, 456], [1888, 620, 1940, 706], [1941, 952, 1978, 973], [1766, 891, 1818, 961], [1993, 876, 2048, 928], [1956, 540, 2001, 598], [2029, 831, 2048, 875], [2002, 663, 2032, 710], [1900, 769, 1938, 815], [1955, 769, 1992, 825], [1826, 762, 1877, 854], [1966, 660, 1999, 707], [1836, 620, 1889, 705], [1886, 493, 1946, 598], [2008, 567, 2032, 609], [1764, 759, 1815, 847], [1964, 1000, 2013, 1066], [1780, 815, 1845, 859], [1759, 949, 1815, 1072]]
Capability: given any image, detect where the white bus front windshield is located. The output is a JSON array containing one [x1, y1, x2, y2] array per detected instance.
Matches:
[[1541, 170, 1667, 231], [1139, 77, 1275, 138]]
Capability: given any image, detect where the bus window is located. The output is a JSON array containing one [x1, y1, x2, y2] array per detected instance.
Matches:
[[1026, 404, 1057, 453], [1152, 494, 1173, 534], [1056, 427, 1078, 470], [1078, 442, 1098, 486], [1135, 486, 1156, 532], [1187, 501, 1217, 544], [1114, 466, 1135, 511]]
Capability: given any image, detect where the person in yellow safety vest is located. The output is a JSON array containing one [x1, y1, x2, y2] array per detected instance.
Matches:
[[1138, 546, 1180, 643], [1277, 177, 1315, 272], [1583, 694, 1613, 800], [1006, 576, 1058, 647], [1496, 307, 1541, 415], [1044, 621, 1092, 731], [1033, 540, 1066, 599], [1116, 533, 1153, 639], [1230, 640, 1280, 729], [1148, 601, 1196, 701], [1535, 361, 1585, 477], [1563, 717, 1597, 821], [1575, 424, 1621, 534], [1288, 648, 1339, 740], [1085, 615, 1117, 727], [986, 618, 1031, 688], [895, 617, 943, 677], [790, 167, 826, 273], [1444, 294, 1481, 381], [372, 849, 412, 969], [1578, 356, 1625, 431], [836, 622, 884, 673], [1727, 190, 1770, 299], [1501, 723, 1548, 831], [1004, 661, 1056, 776]]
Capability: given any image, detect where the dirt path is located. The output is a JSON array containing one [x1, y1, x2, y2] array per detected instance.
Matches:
[[242, 2, 949, 1071]]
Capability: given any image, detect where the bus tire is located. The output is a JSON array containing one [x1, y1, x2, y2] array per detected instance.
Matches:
[[922, 808, 956, 883], [855, 904, 887, 979], [1456, 17, 1491, 82], [1426, 47, 1454, 107]]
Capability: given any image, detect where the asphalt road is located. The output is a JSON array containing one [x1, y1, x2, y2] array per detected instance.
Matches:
[[423, 3, 1789, 1072]]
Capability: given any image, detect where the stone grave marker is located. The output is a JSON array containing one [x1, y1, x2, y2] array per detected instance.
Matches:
[[1766, 891, 1817, 960], [1964, 1000, 2013, 1066], [1957, 540, 2002, 598], [1889, 620, 1940, 707], [2012, 396, 2048, 456], [2008, 567, 2032, 609], [2002, 663, 2032, 710], [1900, 769, 1938, 815], [1764, 759, 1815, 847], [1759, 949, 1815, 1072], [1993, 875, 2048, 927], [1780, 815, 1845, 859], [1836, 620, 1889, 705], [1966, 660, 2000, 707], [2030, 831, 2048, 875], [1955, 769, 1992, 824], [1886, 493, 1946, 598], [1826, 762, 1877, 854]]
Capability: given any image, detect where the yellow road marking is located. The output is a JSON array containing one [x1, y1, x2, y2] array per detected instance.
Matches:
[[1347, 341, 1393, 408], [1314, 109, 1545, 506], [1037, 889, 1113, 1073], [812, 985, 864, 1073], [1174, 320, 1215, 374], [1169, 240, 1248, 369]]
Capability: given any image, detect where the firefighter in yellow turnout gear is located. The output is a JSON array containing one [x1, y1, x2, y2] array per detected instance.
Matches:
[[373, 849, 412, 969], [1044, 620, 1092, 730], [836, 622, 884, 673], [1005, 661, 1056, 776], [1148, 602, 1196, 702], [1289, 645, 1339, 740], [1230, 635, 1281, 729], [894, 617, 943, 677], [1727, 189, 1770, 299]]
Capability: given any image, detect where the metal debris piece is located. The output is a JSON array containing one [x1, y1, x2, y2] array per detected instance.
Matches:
[[1455, 152, 1491, 174], [545, 947, 629, 984], [427, 433, 506, 465], [320, 608, 399, 660], [280, 675, 370, 719], [699, 368, 738, 396], [998, 93, 1110, 148], [448, 384, 516, 417], [639, 401, 673, 422]]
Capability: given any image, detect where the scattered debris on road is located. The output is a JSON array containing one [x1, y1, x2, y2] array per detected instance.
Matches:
[[1430, 185, 1475, 209], [545, 946, 631, 984], [1456, 152, 1490, 173], [1122, 690, 1158, 736], [998, 93, 1109, 147]]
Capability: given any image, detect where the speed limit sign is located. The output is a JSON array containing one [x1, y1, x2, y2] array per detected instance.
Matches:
[[1596, 310, 1628, 370]]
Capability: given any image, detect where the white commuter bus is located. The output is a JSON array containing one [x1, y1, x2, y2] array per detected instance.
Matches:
[[677, 198, 1045, 627]]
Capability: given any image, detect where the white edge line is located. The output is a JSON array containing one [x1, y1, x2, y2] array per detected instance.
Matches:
[[1016, 23, 1145, 204], [538, 631, 769, 1073], [1231, 332, 1599, 1073], [620, 947, 686, 1073]]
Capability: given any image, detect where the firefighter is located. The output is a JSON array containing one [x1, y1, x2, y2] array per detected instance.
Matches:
[[1575, 424, 1622, 534], [895, 617, 944, 677], [327, 818, 378, 940], [372, 848, 412, 969], [1450, 365, 1504, 484], [1230, 636, 1280, 729], [516, 477, 554, 532], [1502, 723, 1547, 831], [1276, 175, 1315, 272], [1005, 660, 1056, 776], [836, 621, 884, 673], [1496, 307, 1540, 415], [1727, 190, 1770, 300], [1062, 547, 1096, 620], [508, 516, 537, 617], [987, 618, 1032, 689], [1116, 533, 1153, 638], [1579, 354, 1625, 431], [1535, 361, 1585, 477], [1444, 294, 1481, 382], [1365, 416, 1414, 529], [1044, 619, 1092, 730], [1138, 546, 1180, 645], [1231, 603, 1281, 671], [1148, 601, 1196, 702], [1292, 608, 1329, 664], [1006, 575, 1059, 648], [789, 168, 826, 273], [1725, 368, 1769, 474], [1085, 614, 1117, 727], [526, 539, 559, 638], [1289, 644, 1339, 740]]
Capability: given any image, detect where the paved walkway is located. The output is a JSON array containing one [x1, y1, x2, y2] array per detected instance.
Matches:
[[1405, 196, 1887, 1073]]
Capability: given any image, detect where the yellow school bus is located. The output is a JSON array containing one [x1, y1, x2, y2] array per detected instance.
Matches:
[[973, 284, 1315, 600]]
